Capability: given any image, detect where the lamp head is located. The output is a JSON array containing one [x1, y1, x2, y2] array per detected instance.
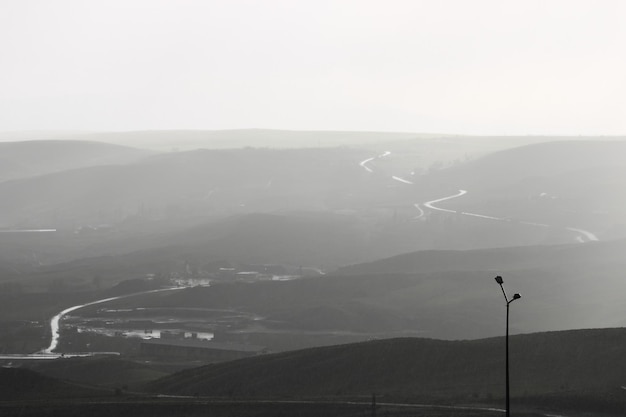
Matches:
[[495, 276, 503, 284], [513, 293, 521, 300]]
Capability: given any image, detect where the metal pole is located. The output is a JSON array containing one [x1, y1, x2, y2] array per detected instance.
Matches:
[[506, 300, 510, 417], [495, 276, 519, 417]]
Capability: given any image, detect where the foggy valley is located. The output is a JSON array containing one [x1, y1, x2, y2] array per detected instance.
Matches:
[[2, 1, 626, 416], [1, 131, 625, 416]]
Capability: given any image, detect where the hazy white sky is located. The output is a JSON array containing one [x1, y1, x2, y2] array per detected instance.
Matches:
[[1, 0, 625, 135]]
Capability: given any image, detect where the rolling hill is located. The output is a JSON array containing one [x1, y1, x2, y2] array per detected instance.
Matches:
[[36, 211, 373, 273], [417, 140, 626, 241], [3, 138, 623, 272], [0, 140, 150, 182], [57, 129, 430, 150], [75, 238, 626, 343], [0, 147, 371, 229], [432, 140, 626, 188], [336, 238, 626, 276], [0, 367, 109, 400], [29, 356, 168, 389], [146, 328, 626, 414]]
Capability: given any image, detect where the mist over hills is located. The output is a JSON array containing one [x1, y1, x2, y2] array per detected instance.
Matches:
[[5, 137, 623, 265], [52, 129, 436, 151], [419, 140, 626, 241], [1, 134, 625, 416], [337, 238, 626, 276], [4, 136, 622, 246], [0, 140, 150, 183], [28, 212, 373, 279], [2, 137, 626, 303], [0, 147, 369, 229], [433, 140, 626, 187]]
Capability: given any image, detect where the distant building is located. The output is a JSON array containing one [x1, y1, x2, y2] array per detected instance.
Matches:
[[139, 339, 267, 362]]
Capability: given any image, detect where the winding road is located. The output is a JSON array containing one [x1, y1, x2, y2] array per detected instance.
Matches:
[[422, 188, 598, 243], [42, 287, 185, 354], [359, 153, 599, 243], [359, 150, 391, 173], [423, 189, 467, 214]]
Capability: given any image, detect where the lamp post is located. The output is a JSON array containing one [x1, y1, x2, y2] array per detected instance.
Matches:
[[494, 275, 521, 417]]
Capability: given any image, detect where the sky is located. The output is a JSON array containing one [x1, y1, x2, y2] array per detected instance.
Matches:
[[1, 0, 625, 135]]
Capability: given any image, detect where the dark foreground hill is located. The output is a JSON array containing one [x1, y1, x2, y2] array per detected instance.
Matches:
[[0, 367, 108, 400], [146, 328, 626, 414], [29, 356, 168, 389]]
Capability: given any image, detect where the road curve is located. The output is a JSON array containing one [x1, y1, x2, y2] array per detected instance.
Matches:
[[423, 189, 467, 213], [565, 227, 598, 243], [359, 151, 391, 173], [413, 204, 425, 219], [421, 189, 598, 243], [358, 153, 598, 244], [43, 287, 185, 354], [359, 151, 413, 184], [391, 175, 414, 185]]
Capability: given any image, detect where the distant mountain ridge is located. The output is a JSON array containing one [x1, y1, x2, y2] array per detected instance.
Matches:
[[0, 140, 150, 182], [0, 147, 369, 228], [437, 140, 626, 187], [336, 238, 626, 275], [47, 129, 437, 150]]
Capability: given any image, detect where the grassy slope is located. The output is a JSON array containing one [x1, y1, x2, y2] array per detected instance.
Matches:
[[93, 236, 626, 340], [0, 367, 111, 400], [29, 357, 168, 389], [145, 328, 626, 413]]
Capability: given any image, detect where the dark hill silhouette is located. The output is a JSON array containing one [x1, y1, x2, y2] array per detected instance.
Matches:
[[336, 239, 626, 275], [29, 356, 168, 389], [145, 328, 626, 414], [0, 367, 108, 400]]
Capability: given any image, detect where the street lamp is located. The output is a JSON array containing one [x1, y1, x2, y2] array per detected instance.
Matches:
[[494, 275, 521, 417]]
